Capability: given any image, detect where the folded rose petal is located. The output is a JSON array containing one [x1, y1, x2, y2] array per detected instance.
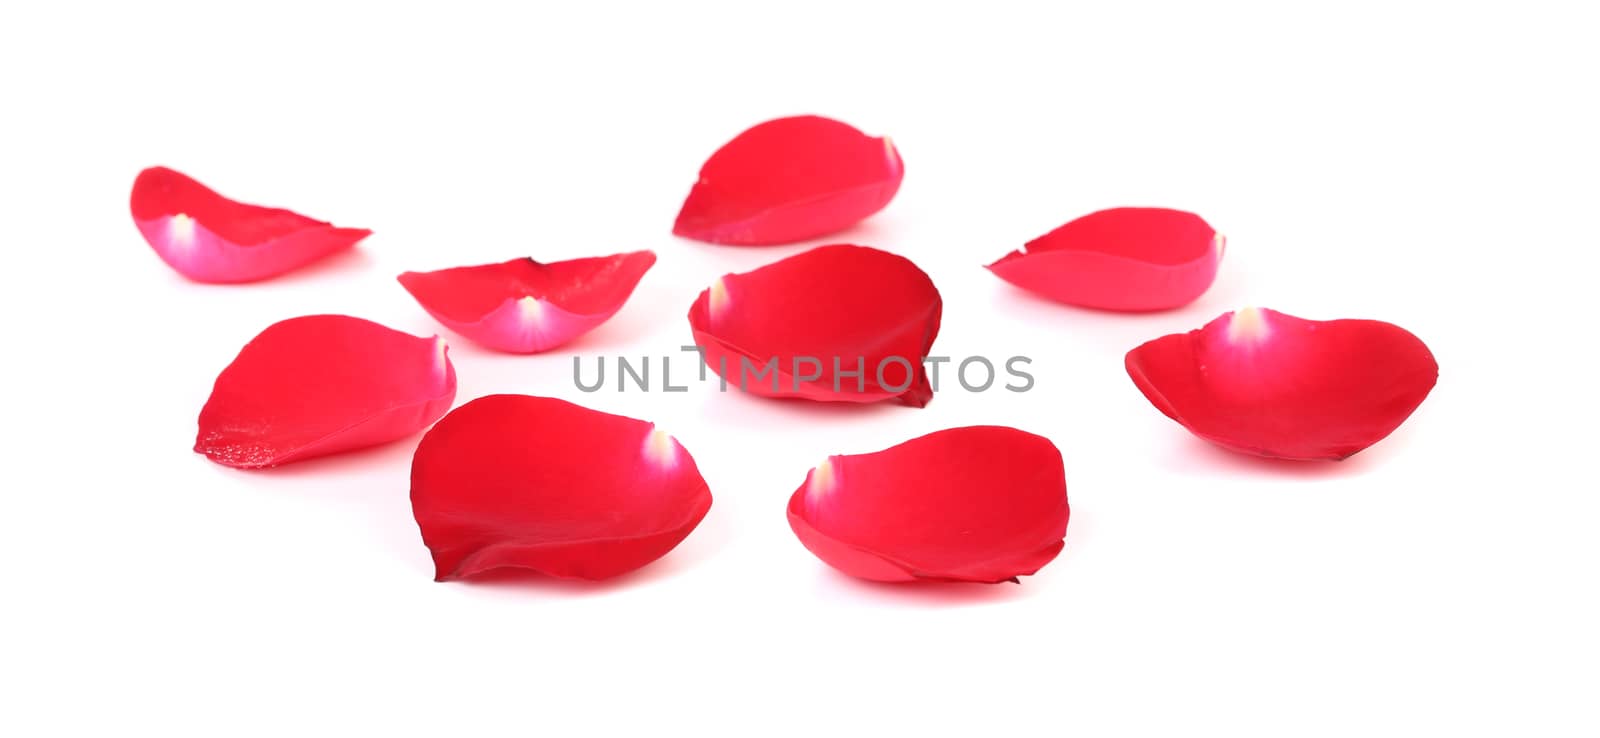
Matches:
[[688, 244, 941, 407], [397, 251, 656, 353], [673, 115, 904, 245], [1126, 308, 1438, 460], [196, 315, 456, 469], [410, 395, 713, 581], [788, 426, 1070, 584], [130, 166, 372, 283], [988, 207, 1223, 311]]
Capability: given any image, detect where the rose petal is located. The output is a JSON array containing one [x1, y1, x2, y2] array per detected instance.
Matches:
[[1125, 307, 1438, 460], [787, 426, 1070, 584], [397, 251, 656, 353], [195, 315, 456, 469], [988, 207, 1223, 311], [410, 394, 713, 581], [673, 115, 903, 245], [688, 244, 941, 407], [131, 166, 371, 283]]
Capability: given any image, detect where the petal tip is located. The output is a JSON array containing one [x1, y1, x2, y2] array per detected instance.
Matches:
[[642, 426, 681, 469], [1226, 306, 1271, 343], [807, 458, 837, 498]]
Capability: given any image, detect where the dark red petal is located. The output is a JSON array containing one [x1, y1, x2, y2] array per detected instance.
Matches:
[[410, 395, 713, 582], [787, 426, 1069, 583], [988, 207, 1223, 311], [673, 115, 903, 245], [1126, 308, 1439, 460], [195, 315, 456, 469], [688, 244, 941, 407], [130, 166, 371, 283], [397, 251, 656, 353]]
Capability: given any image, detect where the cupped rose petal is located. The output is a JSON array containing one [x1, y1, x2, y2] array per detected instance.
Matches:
[[196, 315, 456, 469], [787, 426, 1070, 584], [410, 394, 713, 581], [673, 115, 903, 245], [1126, 307, 1439, 461], [131, 166, 372, 283], [688, 244, 941, 407], [397, 251, 656, 353], [988, 207, 1223, 311]]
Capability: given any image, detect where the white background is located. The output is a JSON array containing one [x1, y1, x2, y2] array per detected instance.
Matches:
[[3, 2, 1597, 735]]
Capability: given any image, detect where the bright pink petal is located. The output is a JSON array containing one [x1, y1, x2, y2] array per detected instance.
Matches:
[[195, 315, 456, 469], [688, 244, 941, 407], [131, 166, 371, 283], [1126, 308, 1439, 460], [397, 251, 656, 353], [988, 207, 1223, 311], [673, 115, 903, 245], [788, 426, 1070, 583], [410, 395, 713, 581]]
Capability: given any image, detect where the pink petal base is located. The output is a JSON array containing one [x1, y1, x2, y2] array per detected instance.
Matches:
[[424, 296, 626, 353], [137, 214, 370, 284], [397, 252, 655, 353]]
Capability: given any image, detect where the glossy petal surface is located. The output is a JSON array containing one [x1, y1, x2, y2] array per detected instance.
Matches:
[[1126, 308, 1438, 460], [196, 315, 456, 468], [411, 395, 713, 581], [673, 115, 903, 245], [788, 426, 1070, 583], [988, 207, 1223, 311], [131, 166, 371, 283], [398, 251, 656, 353], [688, 244, 941, 406]]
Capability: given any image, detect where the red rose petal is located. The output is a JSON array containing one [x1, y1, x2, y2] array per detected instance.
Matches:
[[673, 115, 904, 245], [988, 207, 1223, 311], [397, 251, 656, 353], [787, 426, 1070, 584], [131, 166, 372, 283], [1125, 307, 1438, 460], [688, 244, 941, 407], [196, 315, 457, 469], [410, 395, 713, 581]]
